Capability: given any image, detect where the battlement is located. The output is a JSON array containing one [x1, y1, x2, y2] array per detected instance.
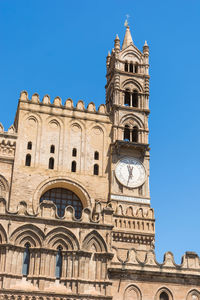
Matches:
[[19, 91, 107, 115], [0, 197, 113, 226], [110, 247, 200, 277]]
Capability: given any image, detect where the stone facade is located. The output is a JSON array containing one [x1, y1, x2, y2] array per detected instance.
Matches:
[[0, 25, 200, 300]]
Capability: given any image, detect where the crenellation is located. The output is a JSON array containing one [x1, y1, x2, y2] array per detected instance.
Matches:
[[19, 92, 108, 116]]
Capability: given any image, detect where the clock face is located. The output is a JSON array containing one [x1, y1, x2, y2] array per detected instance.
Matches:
[[115, 157, 146, 188]]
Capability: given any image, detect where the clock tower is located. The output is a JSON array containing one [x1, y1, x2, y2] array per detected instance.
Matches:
[[106, 25, 154, 254]]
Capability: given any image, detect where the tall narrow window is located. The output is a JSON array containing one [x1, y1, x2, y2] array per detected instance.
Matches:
[[132, 90, 138, 107], [50, 145, 55, 154], [22, 243, 30, 276], [124, 62, 128, 72], [27, 142, 32, 150], [124, 90, 131, 106], [71, 161, 76, 172], [132, 126, 138, 142], [55, 246, 62, 279], [94, 151, 99, 160], [25, 154, 31, 167], [160, 292, 169, 300], [135, 63, 138, 73], [130, 63, 133, 73], [72, 148, 77, 157], [49, 157, 54, 169], [124, 125, 130, 141], [94, 164, 99, 175]]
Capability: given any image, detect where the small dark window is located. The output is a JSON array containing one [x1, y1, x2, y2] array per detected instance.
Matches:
[[55, 246, 62, 279], [94, 164, 99, 175], [124, 62, 128, 72], [71, 161, 76, 172], [94, 151, 99, 160], [135, 63, 138, 73], [132, 126, 138, 142], [160, 292, 169, 300], [50, 145, 55, 153], [124, 125, 130, 141], [72, 148, 77, 157], [130, 63, 133, 73], [22, 243, 30, 276], [49, 157, 54, 169], [132, 90, 138, 107], [27, 142, 32, 150], [124, 90, 131, 106], [25, 154, 31, 167]]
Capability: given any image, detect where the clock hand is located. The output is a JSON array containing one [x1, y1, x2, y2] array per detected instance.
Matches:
[[127, 164, 133, 179]]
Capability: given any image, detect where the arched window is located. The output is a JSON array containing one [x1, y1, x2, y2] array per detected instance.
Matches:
[[49, 157, 54, 169], [124, 90, 131, 106], [124, 125, 130, 141], [55, 246, 62, 279], [132, 126, 138, 142], [160, 292, 169, 300], [132, 90, 138, 107], [50, 145, 55, 154], [135, 63, 138, 73], [25, 154, 31, 167], [72, 148, 77, 157], [27, 142, 32, 150], [130, 63, 133, 73], [124, 62, 128, 72], [40, 188, 83, 218], [71, 161, 76, 172], [22, 243, 30, 276], [94, 164, 99, 175], [94, 151, 99, 160]]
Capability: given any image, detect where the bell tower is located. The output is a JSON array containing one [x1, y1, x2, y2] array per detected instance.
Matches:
[[106, 24, 154, 254]]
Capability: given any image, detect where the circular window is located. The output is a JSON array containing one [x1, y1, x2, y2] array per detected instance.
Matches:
[[40, 188, 83, 218]]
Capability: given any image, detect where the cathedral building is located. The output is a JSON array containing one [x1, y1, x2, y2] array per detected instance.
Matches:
[[0, 25, 200, 300]]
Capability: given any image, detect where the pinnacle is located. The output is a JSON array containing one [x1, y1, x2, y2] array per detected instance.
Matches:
[[122, 26, 133, 50]]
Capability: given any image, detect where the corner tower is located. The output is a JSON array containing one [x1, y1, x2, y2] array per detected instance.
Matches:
[[106, 25, 154, 254]]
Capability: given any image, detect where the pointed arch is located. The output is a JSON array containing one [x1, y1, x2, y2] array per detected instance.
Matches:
[[10, 224, 44, 247], [0, 175, 9, 199], [44, 227, 79, 250], [0, 224, 7, 243], [120, 114, 144, 129], [124, 284, 142, 300], [155, 287, 173, 300], [186, 289, 200, 300], [122, 78, 143, 93], [116, 204, 124, 215], [82, 230, 107, 252], [126, 206, 134, 217], [121, 46, 142, 60]]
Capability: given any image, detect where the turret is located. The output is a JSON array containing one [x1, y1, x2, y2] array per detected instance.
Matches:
[[114, 34, 120, 53], [143, 40, 149, 74], [106, 51, 111, 71]]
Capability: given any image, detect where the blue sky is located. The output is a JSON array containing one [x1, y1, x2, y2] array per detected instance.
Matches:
[[0, 0, 200, 262]]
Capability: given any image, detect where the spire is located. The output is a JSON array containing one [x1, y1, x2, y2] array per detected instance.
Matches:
[[122, 26, 133, 50]]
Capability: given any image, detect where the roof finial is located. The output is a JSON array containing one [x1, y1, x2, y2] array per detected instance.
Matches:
[[124, 14, 130, 28]]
